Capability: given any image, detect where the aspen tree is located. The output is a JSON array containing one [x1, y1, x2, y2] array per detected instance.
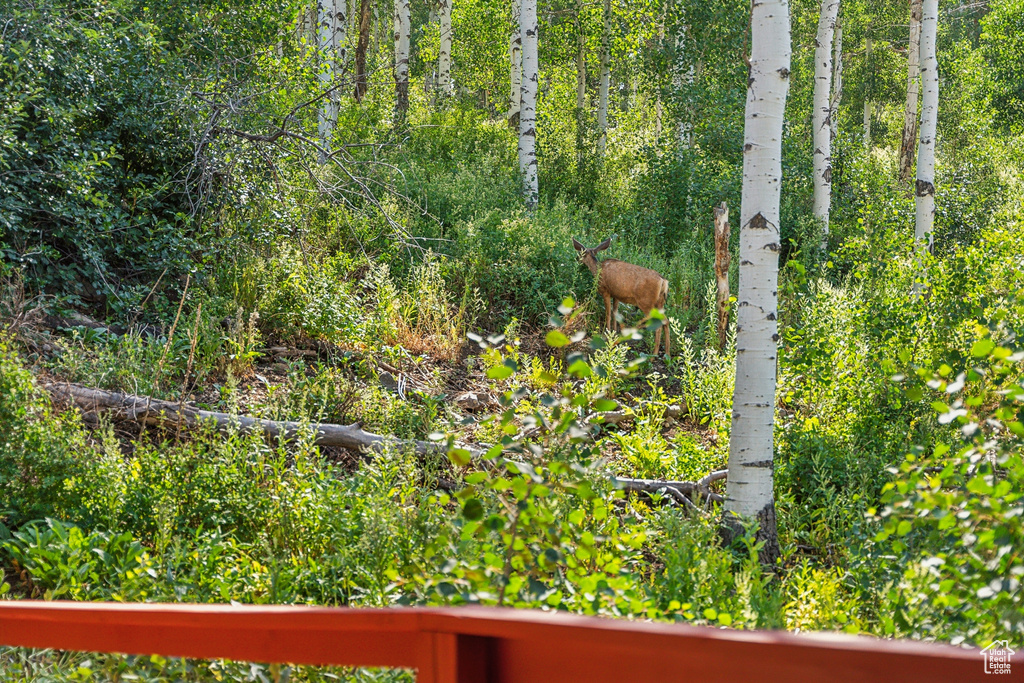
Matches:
[[394, 0, 411, 121], [597, 0, 611, 155], [575, 0, 587, 166], [812, 0, 840, 247], [576, 0, 586, 114], [673, 19, 694, 149], [438, 0, 453, 95], [899, 0, 923, 182], [509, 0, 522, 121], [317, 0, 336, 161], [724, 0, 791, 565], [830, 20, 843, 142], [654, 0, 666, 139], [519, 0, 539, 205], [332, 0, 348, 79], [863, 34, 872, 149], [915, 0, 937, 250]]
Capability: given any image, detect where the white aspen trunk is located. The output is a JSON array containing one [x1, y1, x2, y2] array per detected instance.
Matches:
[[393, 0, 411, 120], [297, 4, 317, 55], [830, 21, 843, 142], [509, 0, 522, 121], [426, 3, 437, 94], [673, 21, 694, 149], [725, 0, 791, 565], [317, 0, 336, 162], [519, 0, 539, 206], [597, 0, 611, 155], [438, 0, 453, 95], [576, 0, 586, 113], [862, 35, 872, 150], [654, 0, 666, 139], [332, 0, 348, 79], [812, 0, 839, 247], [899, 0, 922, 183], [915, 0, 937, 249]]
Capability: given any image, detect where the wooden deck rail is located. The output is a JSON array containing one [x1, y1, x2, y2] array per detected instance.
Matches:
[[0, 602, 993, 682]]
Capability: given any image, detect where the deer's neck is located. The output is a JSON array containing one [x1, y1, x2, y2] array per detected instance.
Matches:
[[586, 258, 601, 278]]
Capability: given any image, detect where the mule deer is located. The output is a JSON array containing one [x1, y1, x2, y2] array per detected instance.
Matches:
[[572, 238, 671, 358]]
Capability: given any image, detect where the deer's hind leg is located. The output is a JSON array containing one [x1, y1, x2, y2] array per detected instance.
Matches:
[[663, 315, 671, 358]]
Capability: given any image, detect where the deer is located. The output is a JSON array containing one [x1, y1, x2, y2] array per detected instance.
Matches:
[[572, 238, 671, 358]]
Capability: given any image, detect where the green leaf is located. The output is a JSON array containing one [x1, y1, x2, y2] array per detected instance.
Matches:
[[462, 499, 484, 521], [568, 359, 592, 377], [592, 398, 617, 412], [487, 364, 514, 380], [971, 339, 995, 357], [545, 330, 570, 348], [448, 448, 472, 467], [896, 520, 912, 536]]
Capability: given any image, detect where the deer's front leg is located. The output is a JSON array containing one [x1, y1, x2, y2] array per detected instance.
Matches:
[[602, 293, 613, 332], [611, 299, 620, 332]]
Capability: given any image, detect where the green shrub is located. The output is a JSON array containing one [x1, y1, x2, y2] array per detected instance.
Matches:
[[0, 340, 113, 528], [3, 518, 157, 601]]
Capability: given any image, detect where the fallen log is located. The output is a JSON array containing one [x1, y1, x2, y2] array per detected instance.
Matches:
[[613, 475, 725, 505], [44, 382, 724, 507], [43, 382, 473, 458], [590, 404, 683, 426]]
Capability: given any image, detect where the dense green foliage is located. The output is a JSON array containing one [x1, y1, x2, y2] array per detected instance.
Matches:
[[1, 0, 1023, 677]]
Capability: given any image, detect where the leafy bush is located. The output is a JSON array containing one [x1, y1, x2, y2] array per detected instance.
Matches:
[[0, 339, 114, 527], [3, 518, 157, 601]]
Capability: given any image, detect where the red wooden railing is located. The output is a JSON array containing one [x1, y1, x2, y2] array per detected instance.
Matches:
[[0, 602, 993, 682]]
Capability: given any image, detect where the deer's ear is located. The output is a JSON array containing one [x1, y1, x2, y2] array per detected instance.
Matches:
[[596, 238, 612, 251], [572, 239, 585, 252]]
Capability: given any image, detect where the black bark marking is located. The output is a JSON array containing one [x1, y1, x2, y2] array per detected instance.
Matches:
[[748, 213, 769, 230], [915, 179, 935, 197]]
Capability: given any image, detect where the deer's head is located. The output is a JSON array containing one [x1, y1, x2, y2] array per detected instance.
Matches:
[[572, 238, 611, 276]]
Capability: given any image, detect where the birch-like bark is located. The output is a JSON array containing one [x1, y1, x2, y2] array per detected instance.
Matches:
[[862, 34, 872, 150], [654, 0, 666, 139], [509, 0, 522, 122], [519, 0, 539, 206], [317, 0, 336, 162], [899, 0, 923, 183], [576, 0, 586, 113], [597, 0, 611, 155], [297, 4, 316, 55], [673, 21, 694, 149], [438, 0, 453, 95], [830, 21, 843, 142], [393, 0, 411, 122], [332, 0, 348, 79], [812, 0, 839, 246], [354, 0, 372, 101], [576, 0, 587, 164], [915, 0, 937, 250], [725, 0, 790, 565]]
